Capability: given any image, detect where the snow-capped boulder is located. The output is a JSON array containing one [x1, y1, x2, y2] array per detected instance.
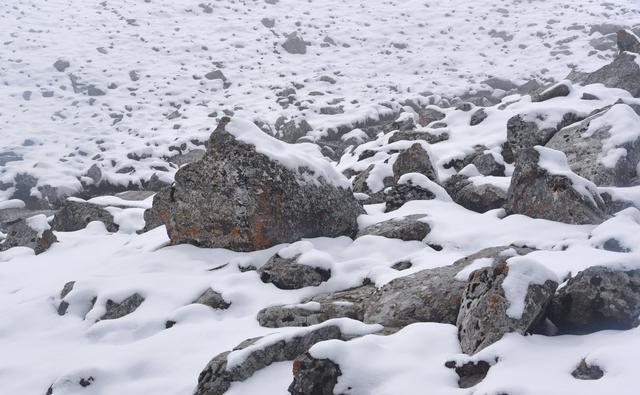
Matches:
[[469, 108, 488, 126], [573, 52, 640, 97], [505, 147, 607, 224], [383, 173, 444, 212], [545, 104, 640, 187], [456, 257, 557, 354], [51, 200, 119, 232], [444, 175, 507, 213], [147, 117, 363, 251], [471, 152, 505, 177], [258, 253, 331, 290], [548, 266, 640, 334], [0, 215, 57, 255], [506, 111, 581, 155], [193, 320, 380, 395], [392, 143, 437, 182], [273, 116, 312, 143], [356, 215, 430, 241], [289, 353, 342, 395], [257, 285, 376, 328]]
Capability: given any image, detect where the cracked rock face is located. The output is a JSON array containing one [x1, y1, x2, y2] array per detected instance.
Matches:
[[548, 266, 640, 334], [147, 118, 363, 251]]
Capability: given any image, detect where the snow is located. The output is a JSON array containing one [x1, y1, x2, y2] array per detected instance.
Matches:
[[25, 214, 52, 237], [225, 118, 351, 189], [454, 257, 495, 281], [582, 104, 640, 168], [502, 256, 559, 320], [0, 199, 26, 210]]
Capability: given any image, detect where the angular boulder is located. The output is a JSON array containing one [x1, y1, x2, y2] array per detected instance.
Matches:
[[147, 117, 363, 251], [0, 215, 57, 255], [546, 104, 640, 187], [51, 200, 119, 232], [506, 147, 607, 224], [548, 266, 640, 333], [506, 111, 581, 155], [289, 353, 342, 395], [576, 52, 640, 97], [617, 29, 640, 54], [445, 175, 507, 213], [193, 288, 231, 310], [356, 214, 430, 241], [258, 253, 331, 290], [392, 143, 437, 182]]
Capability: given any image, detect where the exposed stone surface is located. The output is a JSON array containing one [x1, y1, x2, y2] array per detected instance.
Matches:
[[506, 111, 581, 155], [548, 266, 640, 333], [506, 148, 607, 224], [356, 215, 430, 241], [471, 153, 505, 177], [392, 143, 437, 182], [99, 293, 144, 321], [282, 32, 307, 54], [257, 285, 376, 328], [546, 105, 640, 187], [194, 325, 346, 395], [469, 108, 488, 126], [388, 130, 449, 144], [617, 29, 640, 54], [457, 261, 557, 354], [573, 52, 640, 97], [384, 182, 435, 212], [57, 281, 75, 316], [274, 116, 313, 143], [445, 175, 507, 213], [572, 359, 604, 380], [147, 117, 363, 251], [289, 352, 342, 395], [258, 253, 331, 290], [51, 200, 119, 232], [445, 360, 491, 388], [0, 218, 57, 255], [193, 288, 231, 310], [531, 81, 571, 102]]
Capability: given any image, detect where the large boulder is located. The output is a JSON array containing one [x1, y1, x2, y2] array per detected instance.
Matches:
[[392, 143, 437, 182], [444, 175, 507, 213], [546, 104, 640, 187], [548, 266, 640, 333], [258, 253, 331, 290], [147, 117, 363, 251], [573, 52, 640, 97], [457, 258, 557, 354], [51, 200, 119, 232], [356, 215, 430, 241], [0, 215, 57, 255], [506, 111, 581, 155], [506, 147, 607, 224]]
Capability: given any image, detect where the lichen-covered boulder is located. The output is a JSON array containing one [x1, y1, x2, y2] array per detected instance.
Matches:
[[506, 147, 607, 224], [0, 215, 57, 255], [289, 352, 342, 395], [548, 266, 640, 333], [51, 200, 119, 232], [147, 117, 363, 251], [546, 104, 640, 187]]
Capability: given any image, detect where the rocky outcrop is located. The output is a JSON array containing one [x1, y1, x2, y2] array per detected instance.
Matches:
[[0, 216, 57, 255], [51, 200, 119, 232], [548, 266, 640, 333], [356, 215, 430, 241], [388, 130, 449, 144], [289, 353, 342, 395], [147, 117, 363, 251], [258, 253, 331, 290], [506, 147, 607, 224], [457, 260, 557, 354]]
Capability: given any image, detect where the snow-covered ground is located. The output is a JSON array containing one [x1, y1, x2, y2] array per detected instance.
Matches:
[[2, 1, 640, 394]]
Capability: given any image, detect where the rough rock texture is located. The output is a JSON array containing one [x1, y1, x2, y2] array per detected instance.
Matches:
[[506, 148, 607, 224], [352, 164, 393, 199], [258, 253, 331, 290], [194, 325, 345, 395], [388, 130, 449, 144], [546, 105, 640, 187], [289, 352, 342, 395], [506, 111, 580, 155], [356, 215, 430, 241], [384, 182, 435, 212], [147, 117, 363, 251], [274, 116, 312, 143], [392, 143, 436, 182], [445, 360, 491, 388], [51, 200, 119, 232], [0, 218, 57, 255], [617, 29, 640, 54], [457, 262, 557, 354], [364, 246, 530, 329], [469, 108, 488, 126], [193, 288, 231, 310], [574, 52, 640, 97], [445, 175, 507, 213], [99, 293, 144, 321], [257, 285, 376, 328], [472, 153, 505, 177], [548, 266, 640, 333], [416, 107, 446, 127], [572, 359, 604, 380], [531, 81, 571, 102]]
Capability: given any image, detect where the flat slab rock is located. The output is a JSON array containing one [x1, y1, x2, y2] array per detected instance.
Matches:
[[356, 214, 430, 241]]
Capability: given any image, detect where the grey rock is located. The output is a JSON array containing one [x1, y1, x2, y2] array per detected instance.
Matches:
[[194, 325, 346, 395], [482, 77, 518, 91], [257, 285, 376, 328], [99, 293, 144, 320], [289, 352, 341, 395], [471, 153, 505, 176], [388, 130, 449, 144], [546, 105, 640, 187], [573, 52, 640, 97], [617, 29, 640, 54], [274, 116, 312, 143], [531, 81, 571, 102], [128, 70, 140, 82], [417, 107, 446, 127], [505, 148, 607, 224], [261, 18, 275, 28], [393, 143, 436, 182], [282, 32, 307, 55], [445, 175, 506, 213], [548, 266, 640, 333], [469, 109, 488, 126], [193, 288, 231, 310], [352, 164, 393, 199], [356, 214, 430, 241], [445, 360, 491, 389], [53, 59, 70, 72], [572, 359, 604, 380], [384, 182, 436, 212], [147, 117, 363, 251], [506, 111, 581, 155], [0, 151, 22, 166], [51, 200, 118, 232], [457, 261, 557, 354], [0, 218, 57, 255], [0, 208, 56, 233], [168, 149, 206, 166], [258, 253, 331, 290], [85, 164, 102, 184], [57, 281, 75, 315]]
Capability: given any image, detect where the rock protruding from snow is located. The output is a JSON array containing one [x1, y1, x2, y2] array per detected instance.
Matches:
[[617, 29, 640, 54], [193, 288, 231, 310], [456, 259, 557, 354], [258, 253, 331, 290], [99, 293, 144, 321], [444, 175, 507, 213], [506, 111, 580, 155], [0, 216, 57, 255], [356, 215, 430, 241], [257, 285, 376, 328], [193, 320, 379, 395], [282, 32, 307, 54], [545, 104, 640, 187], [548, 266, 640, 334], [289, 352, 342, 395], [147, 117, 363, 251], [51, 200, 119, 232], [392, 143, 437, 182], [506, 147, 607, 224], [530, 81, 572, 102], [573, 52, 640, 97]]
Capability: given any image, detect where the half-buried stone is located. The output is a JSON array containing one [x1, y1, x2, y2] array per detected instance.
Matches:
[[146, 117, 363, 251], [0, 215, 57, 255], [51, 199, 119, 232], [356, 214, 430, 241], [258, 251, 331, 290]]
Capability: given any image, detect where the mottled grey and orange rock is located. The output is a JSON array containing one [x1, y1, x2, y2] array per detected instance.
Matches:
[[0, 216, 57, 255], [147, 117, 363, 251], [289, 352, 342, 395]]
